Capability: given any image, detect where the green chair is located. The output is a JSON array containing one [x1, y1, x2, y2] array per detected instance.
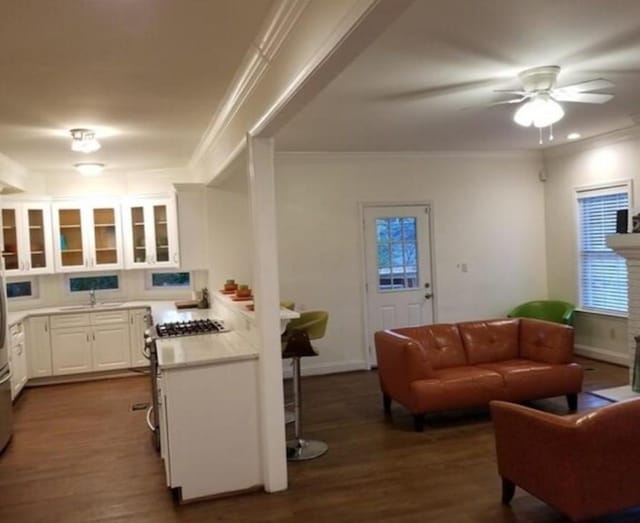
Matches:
[[280, 301, 296, 311], [281, 311, 329, 461], [508, 300, 575, 326]]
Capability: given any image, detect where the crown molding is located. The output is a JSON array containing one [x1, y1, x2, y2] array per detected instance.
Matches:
[[188, 0, 308, 171], [543, 124, 640, 160], [275, 149, 543, 160]]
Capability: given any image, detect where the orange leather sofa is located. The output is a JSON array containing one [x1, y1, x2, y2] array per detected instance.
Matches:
[[374, 318, 583, 431], [491, 399, 640, 522]]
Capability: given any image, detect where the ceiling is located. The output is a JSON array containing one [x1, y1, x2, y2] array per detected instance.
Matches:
[[276, 0, 640, 152], [0, 0, 272, 174]]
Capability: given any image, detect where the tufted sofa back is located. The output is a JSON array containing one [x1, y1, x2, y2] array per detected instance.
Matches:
[[457, 319, 520, 364], [392, 324, 467, 369]]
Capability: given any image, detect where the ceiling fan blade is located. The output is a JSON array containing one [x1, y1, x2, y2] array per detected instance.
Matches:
[[557, 78, 614, 93], [493, 89, 528, 95], [552, 91, 614, 103]]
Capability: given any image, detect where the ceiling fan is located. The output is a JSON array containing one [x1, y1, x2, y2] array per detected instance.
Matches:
[[491, 66, 614, 132]]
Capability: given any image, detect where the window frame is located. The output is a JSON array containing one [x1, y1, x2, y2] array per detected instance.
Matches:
[[6, 276, 39, 301], [575, 179, 632, 315], [145, 270, 192, 291], [64, 272, 121, 295]]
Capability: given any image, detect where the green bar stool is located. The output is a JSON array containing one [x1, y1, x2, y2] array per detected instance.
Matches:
[[281, 310, 329, 461]]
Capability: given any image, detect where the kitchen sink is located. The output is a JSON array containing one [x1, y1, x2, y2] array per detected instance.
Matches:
[[59, 302, 124, 311]]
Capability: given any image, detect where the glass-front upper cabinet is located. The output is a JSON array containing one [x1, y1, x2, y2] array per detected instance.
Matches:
[[122, 197, 179, 269], [0, 202, 54, 275], [52, 201, 123, 273]]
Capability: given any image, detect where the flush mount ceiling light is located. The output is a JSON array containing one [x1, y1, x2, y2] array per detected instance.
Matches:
[[70, 128, 101, 153], [74, 162, 105, 176]]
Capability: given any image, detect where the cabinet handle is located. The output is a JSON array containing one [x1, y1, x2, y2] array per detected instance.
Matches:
[[131, 316, 134, 325], [93, 332, 96, 341], [86, 333, 90, 342], [44, 323, 48, 333]]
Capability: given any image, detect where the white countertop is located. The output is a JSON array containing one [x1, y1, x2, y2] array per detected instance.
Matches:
[[156, 331, 258, 370], [212, 291, 300, 321]]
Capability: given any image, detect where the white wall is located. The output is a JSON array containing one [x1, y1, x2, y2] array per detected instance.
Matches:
[[206, 166, 253, 294], [275, 152, 547, 374], [543, 129, 640, 365]]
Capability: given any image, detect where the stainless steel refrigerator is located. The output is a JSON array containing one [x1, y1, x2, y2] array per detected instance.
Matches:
[[0, 273, 11, 452]]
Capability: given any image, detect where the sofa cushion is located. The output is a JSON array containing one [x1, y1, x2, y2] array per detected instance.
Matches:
[[478, 359, 583, 401], [392, 324, 466, 369], [520, 318, 575, 364], [409, 366, 507, 412], [458, 319, 520, 364]]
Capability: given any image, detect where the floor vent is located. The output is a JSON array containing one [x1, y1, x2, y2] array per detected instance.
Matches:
[[131, 402, 149, 411]]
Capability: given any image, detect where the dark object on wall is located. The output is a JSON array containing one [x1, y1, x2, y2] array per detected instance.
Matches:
[[616, 209, 628, 233], [634, 213, 640, 233]]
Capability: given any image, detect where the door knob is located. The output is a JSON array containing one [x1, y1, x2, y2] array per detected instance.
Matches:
[[424, 293, 433, 299]]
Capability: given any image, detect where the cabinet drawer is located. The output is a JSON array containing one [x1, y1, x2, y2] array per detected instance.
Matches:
[[91, 310, 128, 325], [50, 313, 90, 329]]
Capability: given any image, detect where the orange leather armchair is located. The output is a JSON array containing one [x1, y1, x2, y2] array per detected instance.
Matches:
[[491, 399, 640, 522]]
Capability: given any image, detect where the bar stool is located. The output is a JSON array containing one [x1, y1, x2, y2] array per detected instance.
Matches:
[[281, 310, 329, 461]]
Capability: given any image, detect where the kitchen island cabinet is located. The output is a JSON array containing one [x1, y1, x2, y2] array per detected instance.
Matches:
[[156, 332, 261, 501]]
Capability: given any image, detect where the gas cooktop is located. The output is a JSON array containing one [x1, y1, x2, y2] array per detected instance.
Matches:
[[155, 319, 226, 338]]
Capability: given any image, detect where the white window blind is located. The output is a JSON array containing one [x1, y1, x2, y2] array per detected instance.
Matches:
[[577, 187, 628, 314]]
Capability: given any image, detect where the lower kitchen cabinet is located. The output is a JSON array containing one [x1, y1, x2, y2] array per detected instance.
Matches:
[[158, 359, 261, 501], [51, 326, 93, 375], [9, 322, 27, 400], [27, 317, 53, 377], [50, 310, 131, 376], [93, 323, 130, 371]]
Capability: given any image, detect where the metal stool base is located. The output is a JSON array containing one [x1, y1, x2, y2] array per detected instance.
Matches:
[[286, 438, 328, 461]]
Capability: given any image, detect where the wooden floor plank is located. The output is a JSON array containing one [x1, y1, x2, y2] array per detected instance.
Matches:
[[0, 357, 635, 522]]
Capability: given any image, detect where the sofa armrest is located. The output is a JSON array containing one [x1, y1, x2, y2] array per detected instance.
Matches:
[[490, 401, 583, 514], [519, 317, 575, 364], [374, 330, 434, 404]]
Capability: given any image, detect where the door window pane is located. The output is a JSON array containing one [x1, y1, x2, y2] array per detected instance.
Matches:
[[28, 209, 46, 269], [2, 209, 19, 271], [59, 209, 84, 267], [131, 207, 146, 263], [154, 205, 169, 263], [93, 208, 118, 266], [375, 217, 419, 290]]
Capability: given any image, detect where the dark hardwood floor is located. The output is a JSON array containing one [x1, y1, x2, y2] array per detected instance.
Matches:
[[0, 357, 636, 522]]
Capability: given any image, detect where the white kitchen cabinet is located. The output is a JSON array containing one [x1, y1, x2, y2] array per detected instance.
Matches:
[[27, 316, 52, 378], [50, 310, 131, 375], [122, 197, 180, 269], [52, 201, 123, 273], [159, 359, 261, 501], [93, 323, 130, 371], [51, 325, 93, 375], [129, 308, 150, 367], [1, 202, 54, 275], [9, 322, 27, 400]]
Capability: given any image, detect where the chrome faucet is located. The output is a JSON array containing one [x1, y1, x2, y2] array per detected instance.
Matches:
[[89, 288, 97, 307]]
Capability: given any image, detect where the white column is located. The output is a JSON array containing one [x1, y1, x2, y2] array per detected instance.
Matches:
[[247, 135, 287, 492], [626, 258, 640, 381]]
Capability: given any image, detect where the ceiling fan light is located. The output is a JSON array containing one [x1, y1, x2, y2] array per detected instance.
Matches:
[[513, 96, 564, 128], [74, 162, 105, 176]]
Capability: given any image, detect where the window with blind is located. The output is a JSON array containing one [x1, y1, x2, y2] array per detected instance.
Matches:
[[577, 184, 629, 314]]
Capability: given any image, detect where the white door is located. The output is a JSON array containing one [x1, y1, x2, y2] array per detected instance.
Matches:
[[363, 205, 434, 366]]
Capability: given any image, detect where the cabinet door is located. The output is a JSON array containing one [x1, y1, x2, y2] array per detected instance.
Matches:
[[149, 199, 179, 268], [92, 323, 130, 371], [1, 207, 22, 273], [51, 326, 92, 375], [27, 317, 53, 378], [123, 203, 153, 269], [52, 204, 88, 272], [24, 204, 54, 274], [88, 204, 123, 270], [129, 309, 150, 367]]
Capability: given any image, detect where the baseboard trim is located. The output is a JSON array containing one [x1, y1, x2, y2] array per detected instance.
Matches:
[[574, 344, 630, 367], [282, 360, 369, 378]]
